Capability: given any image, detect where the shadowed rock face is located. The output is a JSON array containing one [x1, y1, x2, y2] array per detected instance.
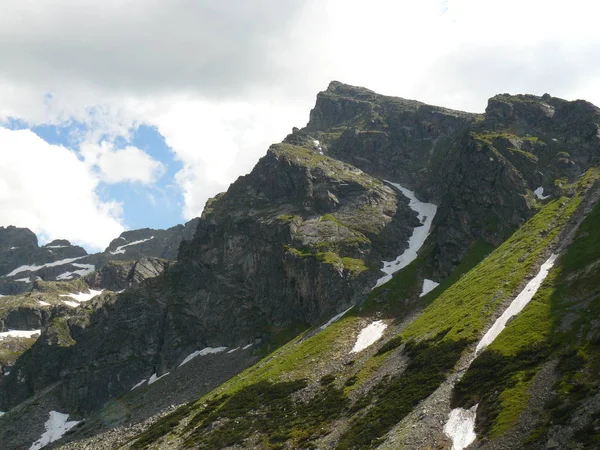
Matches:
[[3, 82, 600, 425], [0, 219, 199, 296]]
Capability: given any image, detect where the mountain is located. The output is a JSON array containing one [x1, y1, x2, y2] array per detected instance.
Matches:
[[1, 82, 600, 450], [0, 219, 200, 413]]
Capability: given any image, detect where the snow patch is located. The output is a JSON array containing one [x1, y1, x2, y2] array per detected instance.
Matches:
[[58, 263, 95, 279], [420, 279, 440, 297], [29, 411, 80, 450], [373, 182, 437, 289], [5, 257, 86, 277], [178, 347, 228, 367], [62, 300, 79, 308], [130, 379, 147, 391], [55, 272, 74, 280], [60, 289, 103, 302], [0, 329, 41, 339], [45, 245, 68, 249], [320, 306, 354, 331], [313, 139, 323, 154], [444, 404, 478, 450], [444, 254, 558, 447], [476, 254, 558, 355], [15, 277, 31, 283], [227, 347, 240, 354], [350, 320, 388, 353], [110, 236, 154, 255], [242, 343, 253, 350], [39, 301, 50, 306], [148, 372, 170, 385], [534, 187, 550, 200]]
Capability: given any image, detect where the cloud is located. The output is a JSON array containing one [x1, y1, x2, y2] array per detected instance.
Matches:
[[0, 0, 307, 98], [0, 126, 124, 250], [2, 0, 600, 242], [79, 140, 164, 184]]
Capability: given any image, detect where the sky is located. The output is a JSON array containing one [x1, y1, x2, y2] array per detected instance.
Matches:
[[1, 0, 600, 251]]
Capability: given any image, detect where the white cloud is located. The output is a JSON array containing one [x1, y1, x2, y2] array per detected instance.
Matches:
[[1, 0, 600, 240], [80, 140, 164, 184], [0, 127, 124, 250], [96, 145, 164, 184]]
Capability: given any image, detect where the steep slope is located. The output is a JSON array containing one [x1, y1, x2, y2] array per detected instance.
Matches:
[[2, 83, 600, 450], [107, 170, 598, 450]]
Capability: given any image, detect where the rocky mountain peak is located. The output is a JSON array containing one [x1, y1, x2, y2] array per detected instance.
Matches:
[[0, 226, 38, 250]]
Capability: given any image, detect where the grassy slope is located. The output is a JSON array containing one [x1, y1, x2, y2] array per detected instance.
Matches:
[[453, 173, 600, 446]]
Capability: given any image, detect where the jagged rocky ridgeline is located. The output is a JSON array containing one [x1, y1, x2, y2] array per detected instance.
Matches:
[[2, 82, 600, 450], [0, 220, 199, 296]]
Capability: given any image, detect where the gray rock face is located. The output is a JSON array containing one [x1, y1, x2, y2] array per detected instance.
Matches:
[[0, 219, 199, 296], [85, 258, 170, 291], [101, 219, 200, 263]]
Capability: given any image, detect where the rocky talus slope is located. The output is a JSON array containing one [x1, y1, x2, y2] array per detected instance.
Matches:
[[2, 82, 600, 450]]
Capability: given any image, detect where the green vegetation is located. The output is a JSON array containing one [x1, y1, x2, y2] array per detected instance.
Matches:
[[452, 170, 600, 442], [472, 131, 541, 148], [271, 143, 383, 190], [400, 191, 583, 344], [284, 246, 368, 274], [0, 336, 37, 368], [130, 379, 348, 450], [275, 214, 300, 224], [315, 251, 368, 273], [507, 147, 538, 162], [48, 316, 76, 347], [364, 239, 494, 318], [337, 336, 469, 449]]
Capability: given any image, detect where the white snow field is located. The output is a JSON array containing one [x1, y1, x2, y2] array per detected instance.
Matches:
[[475, 254, 558, 355], [55, 263, 95, 280], [29, 411, 80, 450], [420, 279, 440, 297], [0, 329, 40, 340], [350, 320, 388, 353], [534, 187, 550, 200], [178, 347, 228, 367], [130, 379, 147, 391], [444, 254, 558, 449], [444, 404, 478, 450], [148, 372, 171, 385], [319, 305, 354, 331], [5, 256, 86, 277], [60, 289, 104, 303], [373, 181, 437, 289], [110, 236, 154, 255]]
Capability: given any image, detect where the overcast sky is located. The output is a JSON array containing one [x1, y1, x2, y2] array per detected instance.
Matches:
[[1, 0, 600, 251]]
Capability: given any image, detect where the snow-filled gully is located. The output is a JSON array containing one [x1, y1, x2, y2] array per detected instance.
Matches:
[[443, 254, 558, 450], [345, 182, 437, 353], [373, 181, 438, 289]]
